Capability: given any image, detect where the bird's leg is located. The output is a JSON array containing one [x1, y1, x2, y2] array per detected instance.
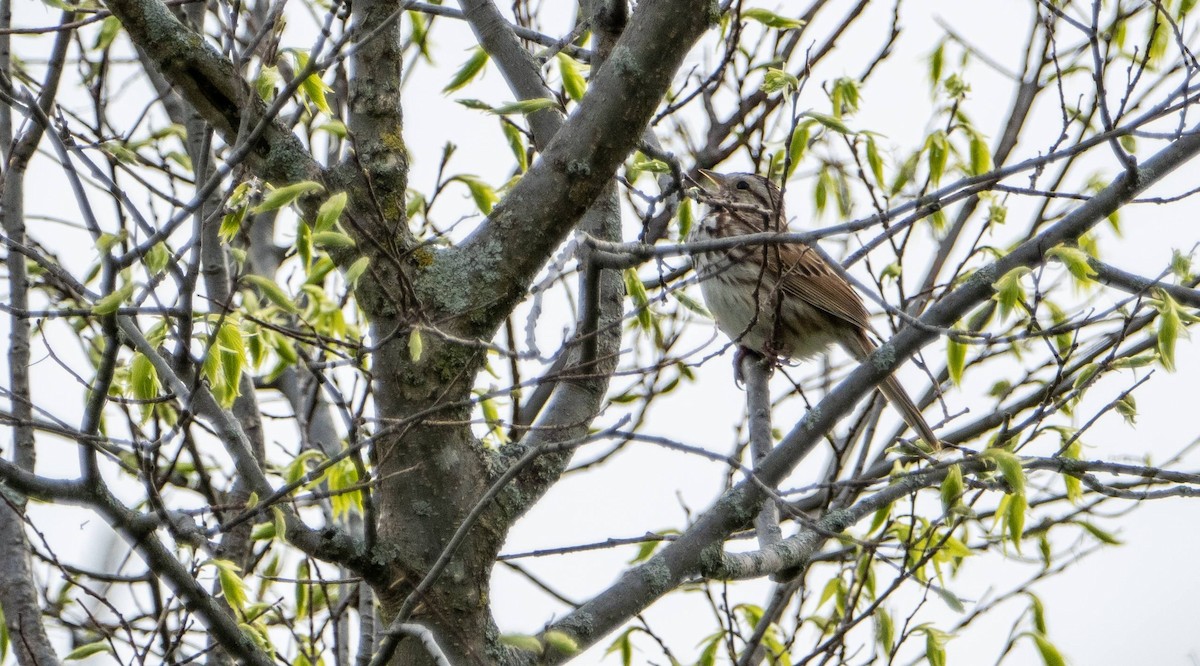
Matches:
[[734, 346, 774, 387]]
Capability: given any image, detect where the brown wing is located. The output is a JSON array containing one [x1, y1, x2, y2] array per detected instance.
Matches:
[[769, 242, 874, 332]]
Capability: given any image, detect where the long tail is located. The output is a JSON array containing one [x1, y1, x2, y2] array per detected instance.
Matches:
[[842, 330, 941, 450]]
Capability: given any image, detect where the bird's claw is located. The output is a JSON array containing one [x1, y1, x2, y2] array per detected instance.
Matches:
[[733, 346, 773, 388], [733, 347, 748, 388]]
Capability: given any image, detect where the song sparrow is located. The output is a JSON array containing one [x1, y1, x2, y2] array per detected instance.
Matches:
[[689, 170, 940, 449]]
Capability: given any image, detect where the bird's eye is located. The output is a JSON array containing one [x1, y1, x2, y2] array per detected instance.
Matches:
[[735, 180, 750, 190]]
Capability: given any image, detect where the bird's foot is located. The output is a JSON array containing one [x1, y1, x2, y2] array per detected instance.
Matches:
[[733, 346, 774, 388]]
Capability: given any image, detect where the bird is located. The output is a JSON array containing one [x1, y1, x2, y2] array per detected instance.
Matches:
[[688, 170, 940, 450]]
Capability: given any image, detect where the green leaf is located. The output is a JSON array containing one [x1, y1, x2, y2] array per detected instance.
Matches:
[[408, 328, 423, 362], [94, 16, 122, 51], [311, 231, 357, 250], [814, 166, 831, 214], [129, 353, 160, 401], [969, 133, 992, 175], [544, 630, 579, 655], [629, 152, 670, 175], [65, 642, 113, 660], [875, 608, 894, 653], [250, 521, 276, 541], [92, 283, 135, 315], [284, 450, 324, 486], [253, 181, 324, 213], [818, 576, 843, 609], [1047, 245, 1096, 283], [314, 192, 347, 233], [212, 559, 247, 612], [786, 121, 812, 178], [1147, 17, 1168, 65], [453, 175, 498, 214], [946, 336, 966, 385], [672, 291, 710, 318], [944, 73, 970, 99], [204, 322, 246, 408], [288, 50, 332, 115], [1026, 593, 1048, 634], [556, 52, 587, 101], [101, 140, 140, 164], [1072, 363, 1100, 394], [255, 65, 280, 101], [1115, 394, 1137, 425], [242, 274, 299, 313], [500, 120, 528, 172], [742, 8, 806, 29], [628, 539, 660, 565], [456, 98, 495, 112], [604, 628, 635, 666], [929, 42, 945, 90], [677, 197, 694, 241], [491, 97, 559, 116], [940, 464, 964, 513], [296, 218, 313, 269], [983, 448, 1025, 495], [865, 135, 885, 186], [1064, 467, 1082, 504], [1155, 290, 1182, 372], [1007, 492, 1027, 551], [831, 77, 860, 116], [992, 266, 1031, 320], [933, 585, 966, 614], [921, 626, 952, 666], [225, 181, 253, 216], [761, 68, 800, 94], [443, 47, 490, 93], [220, 207, 247, 243], [881, 262, 902, 282], [1075, 520, 1123, 545], [1029, 633, 1066, 666], [272, 506, 287, 542], [317, 119, 347, 138], [97, 233, 125, 255], [890, 153, 919, 195], [294, 561, 310, 617], [328, 458, 362, 518], [1170, 248, 1194, 282], [805, 111, 853, 134], [246, 323, 266, 370], [478, 390, 505, 444], [272, 330, 298, 366], [987, 203, 1007, 225], [925, 130, 948, 185], [624, 268, 652, 329], [407, 9, 431, 61], [239, 621, 272, 651], [697, 633, 722, 666], [500, 634, 543, 655], [301, 71, 332, 115], [144, 242, 170, 275], [345, 256, 371, 287]]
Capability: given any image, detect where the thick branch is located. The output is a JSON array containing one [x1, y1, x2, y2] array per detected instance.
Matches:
[[457, 0, 562, 149], [1090, 257, 1200, 307], [0, 8, 74, 665], [103, 0, 324, 186], [427, 0, 713, 337]]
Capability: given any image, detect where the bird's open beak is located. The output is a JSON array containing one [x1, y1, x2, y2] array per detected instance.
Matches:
[[696, 168, 725, 190]]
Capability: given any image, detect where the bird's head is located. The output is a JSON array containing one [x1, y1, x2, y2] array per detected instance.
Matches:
[[696, 170, 785, 227]]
